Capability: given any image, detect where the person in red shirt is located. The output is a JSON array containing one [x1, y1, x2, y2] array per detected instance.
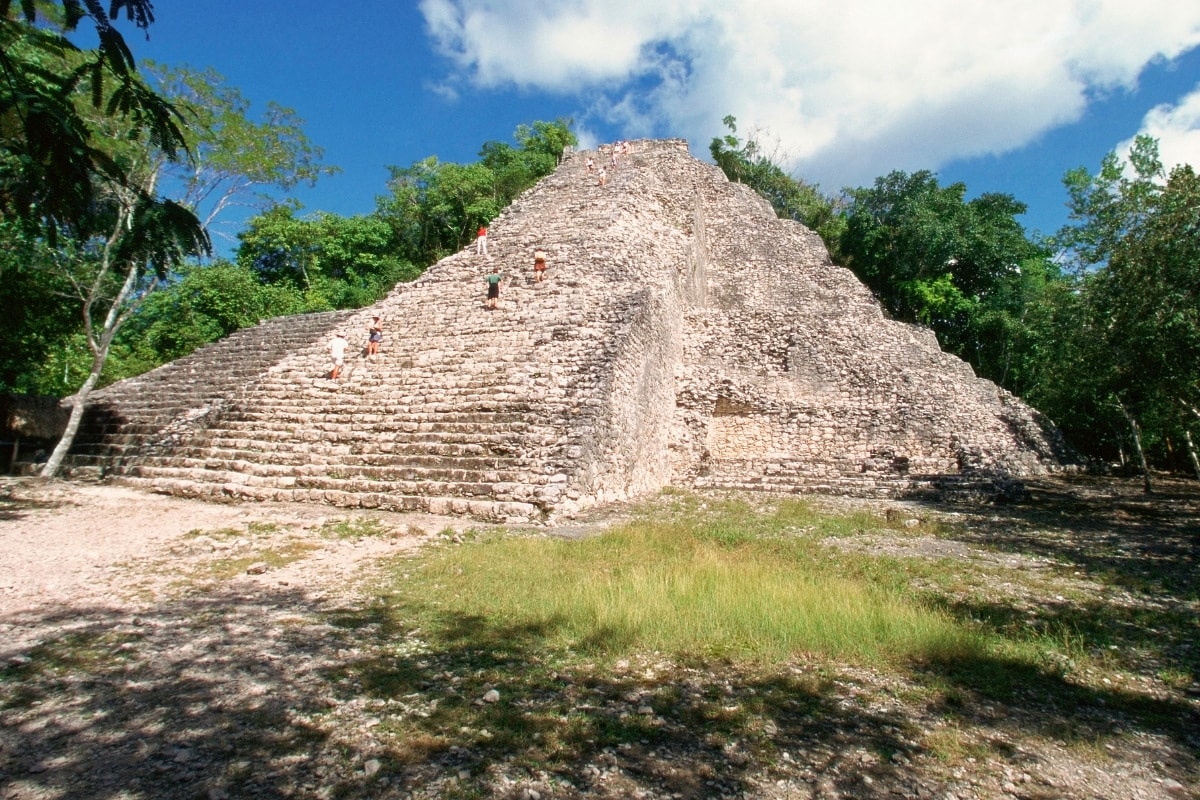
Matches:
[[476, 225, 488, 255], [533, 248, 547, 282]]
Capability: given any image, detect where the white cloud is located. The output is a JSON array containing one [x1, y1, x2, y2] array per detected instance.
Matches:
[[1119, 85, 1200, 173], [420, 0, 1200, 188]]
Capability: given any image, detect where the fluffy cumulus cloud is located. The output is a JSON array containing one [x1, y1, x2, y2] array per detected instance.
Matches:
[[420, 0, 1200, 187], [1120, 87, 1200, 174]]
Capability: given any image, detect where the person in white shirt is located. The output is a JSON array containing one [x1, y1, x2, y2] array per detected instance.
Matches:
[[329, 331, 348, 379]]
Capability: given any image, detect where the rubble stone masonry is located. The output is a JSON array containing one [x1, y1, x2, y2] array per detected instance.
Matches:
[[67, 140, 1071, 521]]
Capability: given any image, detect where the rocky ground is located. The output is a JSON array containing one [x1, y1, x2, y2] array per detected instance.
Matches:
[[0, 475, 1197, 799]]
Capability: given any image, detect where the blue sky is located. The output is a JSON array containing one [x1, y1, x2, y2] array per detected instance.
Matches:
[[131, 1, 1200, 252]]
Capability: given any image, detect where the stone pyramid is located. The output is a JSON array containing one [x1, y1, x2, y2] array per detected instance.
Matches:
[[69, 139, 1069, 521]]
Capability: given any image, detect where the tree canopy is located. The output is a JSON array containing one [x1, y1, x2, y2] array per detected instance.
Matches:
[[838, 169, 1047, 381], [1046, 136, 1200, 478], [0, 1, 201, 244], [376, 117, 576, 266]]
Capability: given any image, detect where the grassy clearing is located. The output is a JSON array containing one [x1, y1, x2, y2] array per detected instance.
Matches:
[[322, 492, 1197, 786], [375, 495, 1131, 674], [396, 516, 980, 667]]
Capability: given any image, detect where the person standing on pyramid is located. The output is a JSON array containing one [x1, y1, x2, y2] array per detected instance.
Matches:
[[485, 269, 503, 309], [329, 331, 348, 379], [366, 316, 383, 355], [533, 248, 547, 282], [476, 224, 488, 255]]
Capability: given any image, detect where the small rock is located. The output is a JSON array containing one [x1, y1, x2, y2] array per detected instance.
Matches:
[[363, 758, 381, 777], [246, 562, 268, 575], [483, 689, 500, 703], [904, 518, 920, 528], [637, 705, 654, 715], [1162, 778, 1187, 796]]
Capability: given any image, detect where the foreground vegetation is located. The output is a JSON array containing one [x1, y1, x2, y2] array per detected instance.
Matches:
[[2, 479, 1200, 796], [1, 481, 1197, 797]]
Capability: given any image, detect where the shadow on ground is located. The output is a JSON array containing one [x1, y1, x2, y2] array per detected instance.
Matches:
[[913, 474, 1200, 686], [3, 475, 1199, 799]]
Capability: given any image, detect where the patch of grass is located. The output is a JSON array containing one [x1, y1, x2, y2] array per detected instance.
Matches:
[[922, 722, 989, 763], [320, 516, 393, 540], [190, 539, 319, 582], [184, 525, 242, 540], [184, 521, 280, 539], [387, 507, 986, 668]]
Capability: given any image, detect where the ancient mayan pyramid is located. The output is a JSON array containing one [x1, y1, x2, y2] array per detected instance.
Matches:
[[70, 139, 1069, 521]]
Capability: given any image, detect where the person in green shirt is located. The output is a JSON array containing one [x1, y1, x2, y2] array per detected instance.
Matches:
[[485, 270, 503, 309]]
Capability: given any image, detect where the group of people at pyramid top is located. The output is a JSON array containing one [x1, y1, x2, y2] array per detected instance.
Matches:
[[586, 140, 632, 187]]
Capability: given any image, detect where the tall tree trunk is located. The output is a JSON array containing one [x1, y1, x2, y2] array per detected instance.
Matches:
[[1177, 400, 1200, 481], [1185, 429, 1200, 482], [41, 234, 141, 478], [39, 357, 104, 477], [1115, 399, 1152, 494]]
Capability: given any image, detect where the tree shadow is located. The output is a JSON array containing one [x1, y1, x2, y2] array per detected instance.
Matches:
[[318, 599, 1200, 798], [910, 474, 1200, 685], [0, 483, 73, 522], [921, 474, 1200, 596], [0, 588, 378, 799], [320, 607, 938, 799]]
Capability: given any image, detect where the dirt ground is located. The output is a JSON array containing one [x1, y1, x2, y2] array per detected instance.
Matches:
[[0, 475, 1197, 800], [0, 480, 468, 624]]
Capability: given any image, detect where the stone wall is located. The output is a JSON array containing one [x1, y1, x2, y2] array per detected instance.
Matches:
[[66, 139, 1069, 518]]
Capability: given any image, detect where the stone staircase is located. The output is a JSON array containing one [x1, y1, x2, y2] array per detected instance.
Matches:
[[66, 141, 699, 521], [69, 310, 354, 472], [66, 139, 1071, 519]]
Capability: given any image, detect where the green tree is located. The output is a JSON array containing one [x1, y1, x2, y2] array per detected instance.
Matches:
[[41, 160, 208, 476], [144, 61, 338, 243], [709, 116, 843, 247], [377, 118, 576, 266], [5, 55, 336, 398], [1055, 136, 1200, 483], [0, 219, 80, 391], [109, 259, 307, 373], [0, 1, 201, 244], [235, 205, 417, 310], [3, 10, 213, 475]]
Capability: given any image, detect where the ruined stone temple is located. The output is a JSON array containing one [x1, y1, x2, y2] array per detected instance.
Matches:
[[68, 139, 1068, 521]]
